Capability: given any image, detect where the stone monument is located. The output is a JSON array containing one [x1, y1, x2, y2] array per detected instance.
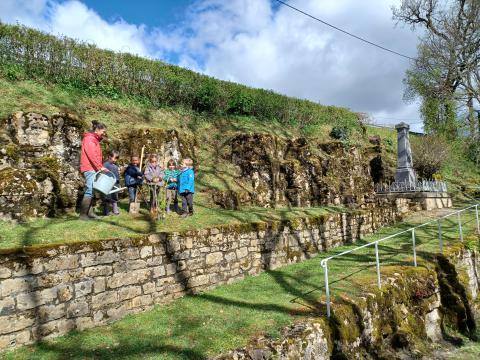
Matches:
[[395, 122, 416, 184]]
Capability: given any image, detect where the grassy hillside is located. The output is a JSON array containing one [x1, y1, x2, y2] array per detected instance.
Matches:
[[0, 22, 477, 196], [0, 22, 360, 132], [0, 74, 478, 195]]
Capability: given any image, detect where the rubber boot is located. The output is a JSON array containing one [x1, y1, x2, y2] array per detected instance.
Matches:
[[79, 196, 92, 220], [87, 197, 98, 219], [112, 202, 120, 215], [102, 201, 110, 216]]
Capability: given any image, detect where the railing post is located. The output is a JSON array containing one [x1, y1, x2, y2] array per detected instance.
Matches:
[[375, 241, 381, 289], [458, 211, 463, 242], [411, 229, 417, 267], [322, 261, 331, 318], [475, 205, 479, 235], [437, 220, 443, 253]]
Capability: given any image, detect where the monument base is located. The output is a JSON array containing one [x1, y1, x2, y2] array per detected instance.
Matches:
[[395, 167, 416, 184], [376, 192, 452, 214]]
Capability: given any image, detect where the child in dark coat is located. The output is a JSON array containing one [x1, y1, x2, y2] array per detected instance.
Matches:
[[124, 155, 144, 210], [102, 150, 120, 215]]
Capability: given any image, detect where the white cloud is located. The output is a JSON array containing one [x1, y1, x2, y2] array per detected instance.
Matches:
[[47, 1, 150, 56], [175, 0, 422, 125], [0, 0, 152, 56], [0, 0, 422, 127], [0, 0, 48, 27]]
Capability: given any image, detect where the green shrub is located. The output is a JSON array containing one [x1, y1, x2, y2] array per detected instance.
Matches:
[[329, 126, 351, 141], [0, 63, 25, 80], [465, 138, 480, 167], [228, 88, 255, 115], [192, 78, 220, 113]]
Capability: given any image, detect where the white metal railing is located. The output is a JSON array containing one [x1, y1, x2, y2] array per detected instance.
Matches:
[[375, 180, 447, 194], [320, 203, 480, 317]]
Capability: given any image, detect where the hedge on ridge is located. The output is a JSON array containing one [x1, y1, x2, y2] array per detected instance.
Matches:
[[0, 22, 358, 129]]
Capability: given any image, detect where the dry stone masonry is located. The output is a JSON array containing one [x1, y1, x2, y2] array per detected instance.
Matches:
[[0, 206, 401, 351]]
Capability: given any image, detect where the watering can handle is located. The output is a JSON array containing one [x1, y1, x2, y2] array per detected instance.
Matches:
[[95, 169, 111, 180], [95, 169, 111, 177]]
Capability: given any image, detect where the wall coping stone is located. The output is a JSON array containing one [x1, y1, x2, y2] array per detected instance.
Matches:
[[0, 211, 349, 257]]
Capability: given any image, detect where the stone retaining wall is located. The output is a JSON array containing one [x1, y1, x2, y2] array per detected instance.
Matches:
[[0, 206, 401, 351]]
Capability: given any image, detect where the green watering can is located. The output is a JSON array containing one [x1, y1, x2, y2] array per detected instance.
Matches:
[[93, 171, 126, 195]]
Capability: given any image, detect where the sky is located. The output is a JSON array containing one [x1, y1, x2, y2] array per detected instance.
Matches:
[[0, 0, 423, 131]]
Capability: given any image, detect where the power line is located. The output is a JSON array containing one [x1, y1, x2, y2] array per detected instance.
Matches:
[[273, 0, 415, 61]]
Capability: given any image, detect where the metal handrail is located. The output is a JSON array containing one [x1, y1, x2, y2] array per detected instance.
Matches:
[[320, 203, 480, 317]]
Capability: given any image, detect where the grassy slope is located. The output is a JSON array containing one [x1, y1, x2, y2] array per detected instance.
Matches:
[[4, 206, 479, 360], [0, 201, 341, 250], [0, 76, 348, 249], [0, 77, 479, 249]]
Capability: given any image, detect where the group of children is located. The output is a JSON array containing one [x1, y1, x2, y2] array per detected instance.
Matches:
[[102, 151, 195, 218]]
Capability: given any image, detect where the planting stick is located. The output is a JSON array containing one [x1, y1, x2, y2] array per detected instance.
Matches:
[[130, 145, 145, 213]]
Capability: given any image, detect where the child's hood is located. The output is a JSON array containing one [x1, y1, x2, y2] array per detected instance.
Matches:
[[181, 167, 194, 174]]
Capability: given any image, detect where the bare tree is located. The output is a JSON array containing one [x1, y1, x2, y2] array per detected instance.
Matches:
[[411, 135, 449, 178], [393, 0, 480, 136]]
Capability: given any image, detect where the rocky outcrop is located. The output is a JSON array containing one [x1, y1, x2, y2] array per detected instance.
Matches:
[[215, 245, 480, 360], [108, 128, 195, 167], [0, 112, 419, 220], [219, 134, 382, 209], [0, 112, 85, 220], [213, 321, 331, 360], [0, 113, 194, 221]]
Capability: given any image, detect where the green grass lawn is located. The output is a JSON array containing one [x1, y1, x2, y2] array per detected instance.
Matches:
[[0, 198, 343, 250], [4, 205, 479, 360]]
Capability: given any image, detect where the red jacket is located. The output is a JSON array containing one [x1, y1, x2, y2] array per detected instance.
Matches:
[[80, 132, 103, 172]]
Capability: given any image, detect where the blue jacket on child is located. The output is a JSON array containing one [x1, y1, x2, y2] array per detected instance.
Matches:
[[124, 164, 143, 187], [178, 168, 195, 194]]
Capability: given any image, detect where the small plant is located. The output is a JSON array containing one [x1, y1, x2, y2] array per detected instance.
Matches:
[[329, 126, 351, 141], [384, 138, 393, 147]]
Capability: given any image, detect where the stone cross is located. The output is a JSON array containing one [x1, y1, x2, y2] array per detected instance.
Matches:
[[395, 122, 416, 184]]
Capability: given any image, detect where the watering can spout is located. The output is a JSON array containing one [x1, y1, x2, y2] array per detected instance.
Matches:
[[109, 186, 126, 195], [93, 171, 126, 196]]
